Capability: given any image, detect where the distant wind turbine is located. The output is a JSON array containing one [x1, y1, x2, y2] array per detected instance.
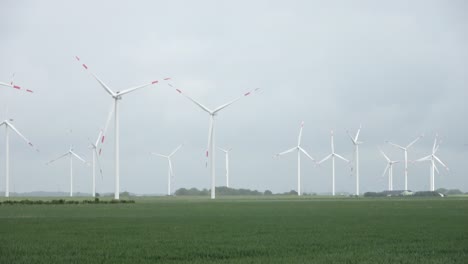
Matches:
[[0, 120, 38, 197], [46, 147, 87, 197], [88, 103, 115, 197], [172, 84, 260, 199], [380, 149, 399, 191], [151, 144, 183, 196], [318, 130, 349, 196], [346, 125, 362, 196], [76, 56, 169, 199], [415, 135, 449, 191], [218, 147, 232, 188], [274, 121, 315, 196], [386, 135, 423, 190]]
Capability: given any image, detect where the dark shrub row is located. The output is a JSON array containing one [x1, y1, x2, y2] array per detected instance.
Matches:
[[0, 198, 135, 205]]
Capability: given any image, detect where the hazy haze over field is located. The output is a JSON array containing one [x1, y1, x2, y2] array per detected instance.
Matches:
[[0, 0, 467, 195]]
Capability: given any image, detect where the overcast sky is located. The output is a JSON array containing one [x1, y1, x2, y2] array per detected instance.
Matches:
[[1, 0, 467, 195]]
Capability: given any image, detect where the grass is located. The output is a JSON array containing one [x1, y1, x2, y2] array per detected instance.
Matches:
[[0, 196, 467, 263]]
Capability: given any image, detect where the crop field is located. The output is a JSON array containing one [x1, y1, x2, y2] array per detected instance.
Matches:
[[0, 196, 467, 263]]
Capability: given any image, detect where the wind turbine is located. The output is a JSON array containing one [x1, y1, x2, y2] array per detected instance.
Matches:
[[274, 121, 315, 196], [88, 103, 115, 197], [46, 147, 86, 197], [151, 144, 183, 196], [346, 125, 362, 195], [0, 120, 38, 197], [318, 130, 349, 196], [415, 135, 449, 191], [386, 135, 423, 191], [172, 84, 259, 199], [380, 149, 399, 191], [218, 147, 232, 188], [76, 56, 169, 200]]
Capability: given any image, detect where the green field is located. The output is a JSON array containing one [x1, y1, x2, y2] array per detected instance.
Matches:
[[0, 196, 467, 263]]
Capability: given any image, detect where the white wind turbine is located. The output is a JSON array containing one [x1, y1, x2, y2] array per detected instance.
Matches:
[[274, 121, 315, 196], [380, 149, 399, 191], [346, 125, 362, 196], [172, 85, 260, 199], [88, 103, 114, 197], [76, 56, 169, 199], [151, 144, 183, 196], [318, 130, 349, 196], [218, 147, 232, 188], [46, 147, 87, 197], [415, 135, 449, 191], [0, 120, 38, 197], [386, 135, 423, 191]]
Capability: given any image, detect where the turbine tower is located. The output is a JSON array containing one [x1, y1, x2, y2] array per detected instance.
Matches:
[[346, 125, 362, 196], [274, 121, 315, 196], [151, 144, 183, 196], [415, 135, 449, 191], [218, 147, 233, 188], [76, 56, 168, 199], [46, 147, 86, 197], [318, 130, 349, 196], [172, 85, 259, 199], [386, 135, 423, 191], [380, 149, 399, 191], [0, 120, 38, 197]]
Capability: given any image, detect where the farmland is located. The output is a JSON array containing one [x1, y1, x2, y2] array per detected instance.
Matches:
[[0, 196, 467, 263]]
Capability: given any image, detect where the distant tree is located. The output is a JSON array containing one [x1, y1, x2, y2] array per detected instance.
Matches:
[[446, 189, 463, 195], [264, 190, 273, 195], [95, 193, 100, 197]]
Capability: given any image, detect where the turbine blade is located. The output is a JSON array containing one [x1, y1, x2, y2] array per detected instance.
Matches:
[[433, 155, 449, 170], [298, 146, 315, 161], [406, 135, 423, 149], [275, 147, 297, 157], [70, 150, 86, 163], [151, 152, 168, 158], [172, 85, 212, 114], [213, 88, 260, 114], [432, 135, 438, 154], [381, 164, 390, 178], [76, 56, 116, 97], [379, 149, 391, 162], [94, 148, 104, 179], [318, 154, 332, 164], [346, 130, 356, 145], [335, 153, 349, 163], [46, 152, 70, 165], [118, 80, 159, 96], [94, 130, 103, 148], [434, 162, 440, 174], [297, 121, 304, 146], [169, 144, 183, 157], [415, 155, 431, 162], [217, 146, 228, 153], [6, 121, 38, 151], [0, 81, 33, 93], [98, 102, 115, 155], [386, 141, 405, 150], [354, 126, 361, 142], [330, 130, 335, 153]]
